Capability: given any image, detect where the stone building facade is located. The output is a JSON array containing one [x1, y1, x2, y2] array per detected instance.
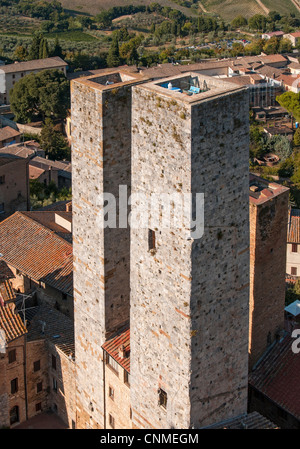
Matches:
[[248, 174, 289, 369], [130, 74, 250, 429], [0, 154, 29, 220], [71, 70, 149, 428]]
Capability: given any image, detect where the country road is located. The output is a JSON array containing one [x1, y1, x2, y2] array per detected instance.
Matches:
[[254, 0, 269, 14]]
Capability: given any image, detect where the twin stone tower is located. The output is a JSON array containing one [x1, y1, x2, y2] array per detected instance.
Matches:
[[70, 69, 250, 429]]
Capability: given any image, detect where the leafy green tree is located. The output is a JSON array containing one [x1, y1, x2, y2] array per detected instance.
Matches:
[[107, 36, 121, 67], [248, 14, 267, 32], [231, 15, 247, 29], [40, 118, 71, 160], [294, 127, 300, 146], [28, 32, 43, 60], [268, 11, 281, 23], [279, 38, 292, 54], [13, 45, 28, 61], [39, 38, 49, 59], [268, 135, 292, 161], [52, 37, 63, 58], [276, 91, 300, 122], [10, 69, 70, 123], [263, 36, 279, 55]]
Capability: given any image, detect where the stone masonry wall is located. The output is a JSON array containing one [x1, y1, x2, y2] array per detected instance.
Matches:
[[71, 76, 145, 428], [249, 190, 289, 369], [130, 82, 250, 429]]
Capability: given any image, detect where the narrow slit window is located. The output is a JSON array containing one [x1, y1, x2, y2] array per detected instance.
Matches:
[[159, 389, 167, 409], [148, 229, 156, 251]]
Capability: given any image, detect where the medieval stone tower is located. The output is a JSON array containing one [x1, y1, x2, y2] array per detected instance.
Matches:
[[70, 70, 148, 428], [71, 70, 251, 429], [248, 174, 289, 370], [130, 73, 250, 429]]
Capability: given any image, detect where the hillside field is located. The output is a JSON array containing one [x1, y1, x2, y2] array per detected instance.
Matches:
[[57, 0, 300, 22]]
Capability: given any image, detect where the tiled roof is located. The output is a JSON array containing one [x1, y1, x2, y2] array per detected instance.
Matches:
[[0, 126, 20, 141], [0, 280, 15, 304], [0, 57, 67, 74], [30, 156, 72, 173], [0, 303, 27, 343], [29, 165, 45, 179], [249, 173, 289, 205], [0, 260, 15, 282], [102, 327, 130, 373], [37, 200, 71, 212], [278, 73, 300, 87], [0, 154, 22, 166], [249, 334, 300, 421], [0, 211, 73, 295], [203, 411, 278, 429], [26, 304, 74, 357], [287, 208, 300, 243], [0, 141, 43, 159], [21, 211, 72, 243]]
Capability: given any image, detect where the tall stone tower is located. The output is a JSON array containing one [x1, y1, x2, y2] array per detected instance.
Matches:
[[70, 70, 148, 429], [249, 174, 289, 370], [130, 73, 250, 429]]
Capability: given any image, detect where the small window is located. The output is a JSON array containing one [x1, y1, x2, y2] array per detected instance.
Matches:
[[72, 420, 76, 429], [124, 370, 130, 386], [292, 243, 298, 253], [291, 267, 297, 276], [148, 229, 156, 251], [0, 203, 5, 213], [0, 175, 5, 185], [106, 354, 119, 374], [37, 382, 43, 393], [159, 389, 167, 409], [8, 349, 16, 364], [11, 378, 18, 394], [52, 355, 56, 370], [33, 360, 40, 372], [36, 402, 42, 412], [62, 293, 67, 301], [109, 414, 115, 429], [53, 378, 57, 392], [10, 406, 19, 425], [109, 386, 114, 400]]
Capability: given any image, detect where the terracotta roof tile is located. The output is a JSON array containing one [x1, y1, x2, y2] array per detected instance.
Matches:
[[102, 327, 130, 373], [0, 303, 27, 343], [0, 126, 20, 141], [0, 212, 73, 295], [249, 334, 300, 420], [27, 304, 74, 357], [287, 208, 300, 243], [204, 411, 278, 429], [0, 57, 67, 74]]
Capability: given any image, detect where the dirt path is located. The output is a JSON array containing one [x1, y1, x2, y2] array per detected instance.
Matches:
[[198, 1, 207, 13], [291, 0, 300, 13], [254, 0, 270, 14]]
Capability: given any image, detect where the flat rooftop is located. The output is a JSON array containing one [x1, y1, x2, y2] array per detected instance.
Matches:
[[71, 69, 149, 91], [138, 72, 247, 104], [249, 173, 289, 205]]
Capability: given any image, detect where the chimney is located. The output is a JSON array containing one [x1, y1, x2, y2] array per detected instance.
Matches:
[[118, 345, 126, 358]]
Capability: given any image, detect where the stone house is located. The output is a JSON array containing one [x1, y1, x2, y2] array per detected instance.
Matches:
[[283, 31, 300, 47], [0, 126, 21, 148], [29, 156, 71, 190], [0, 57, 68, 105], [25, 304, 75, 428], [0, 210, 73, 319], [0, 153, 29, 221], [0, 270, 27, 428], [286, 208, 300, 278]]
